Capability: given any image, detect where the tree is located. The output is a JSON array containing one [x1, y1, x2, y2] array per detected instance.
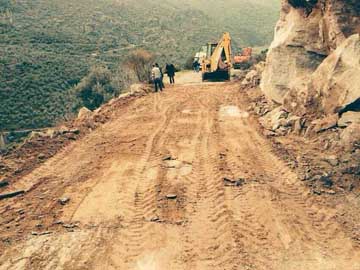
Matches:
[[123, 49, 154, 82], [74, 66, 113, 111]]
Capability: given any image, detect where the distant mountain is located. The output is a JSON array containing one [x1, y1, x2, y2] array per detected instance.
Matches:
[[0, 0, 280, 130]]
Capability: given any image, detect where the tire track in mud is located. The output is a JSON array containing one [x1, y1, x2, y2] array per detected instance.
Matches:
[[179, 92, 242, 270], [112, 91, 196, 267], [219, 109, 360, 269], [249, 129, 358, 260]]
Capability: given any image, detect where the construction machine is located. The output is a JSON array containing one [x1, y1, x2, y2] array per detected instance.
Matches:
[[201, 32, 232, 81], [234, 47, 253, 70]]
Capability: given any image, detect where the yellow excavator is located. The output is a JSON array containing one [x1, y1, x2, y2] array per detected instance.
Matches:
[[202, 32, 232, 81]]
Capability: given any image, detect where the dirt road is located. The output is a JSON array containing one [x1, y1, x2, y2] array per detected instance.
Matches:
[[1, 76, 360, 269]]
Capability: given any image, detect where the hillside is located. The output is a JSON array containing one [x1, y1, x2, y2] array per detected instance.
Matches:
[[0, 0, 280, 130]]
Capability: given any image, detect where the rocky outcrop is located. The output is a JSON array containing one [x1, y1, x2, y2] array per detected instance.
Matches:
[[261, 0, 360, 115]]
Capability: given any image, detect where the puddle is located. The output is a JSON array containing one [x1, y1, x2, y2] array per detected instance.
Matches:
[[219, 106, 249, 118]]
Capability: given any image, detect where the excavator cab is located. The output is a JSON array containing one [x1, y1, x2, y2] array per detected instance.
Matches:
[[202, 32, 232, 81]]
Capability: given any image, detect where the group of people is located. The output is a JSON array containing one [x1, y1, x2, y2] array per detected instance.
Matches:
[[151, 63, 176, 92]]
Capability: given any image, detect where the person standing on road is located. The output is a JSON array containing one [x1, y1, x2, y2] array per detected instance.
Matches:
[[156, 63, 165, 89], [151, 64, 163, 92], [166, 63, 176, 84], [193, 60, 200, 73]]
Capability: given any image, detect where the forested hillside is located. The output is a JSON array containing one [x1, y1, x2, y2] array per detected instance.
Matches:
[[0, 0, 280, 130]]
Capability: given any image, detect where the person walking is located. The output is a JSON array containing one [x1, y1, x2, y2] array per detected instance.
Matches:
[[166, 63, 176, 84], [151, 63, 163, 92]]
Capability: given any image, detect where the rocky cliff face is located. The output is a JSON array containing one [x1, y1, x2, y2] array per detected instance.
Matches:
[[261, 0, 360, 116]]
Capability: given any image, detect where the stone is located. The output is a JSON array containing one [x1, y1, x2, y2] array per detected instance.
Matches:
[[58, 197, 70, 205], [285, 115, 301, 128], [166, 194, 177, 200], [53, 220, 64, 225], [261, 1, 360, 115], [339, 123, 360, 152], [37, 153, 46, 160], [324, 155, 339, 166], [338, 112, 360, 128], [163, 156, 176, 161], [32, 231, 52, 236], [272, 119, 288, 131], [260, 107, 289, 131], [150, 216, 160, 222], [241, 70, 260, 87], [311, 35, 360, 114], [311, 114, 339, 133], [77, 107, 92, 120], [223, 177, 245, 187], [63, 223, 77, 229], [29, 131, 49, 140], [293, 118, 303, 134], [261, 2, 329, 104], [263, 130, 276, 137], [130, 83, 152, 94]]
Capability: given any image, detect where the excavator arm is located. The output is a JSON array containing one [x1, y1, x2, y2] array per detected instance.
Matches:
[[210, 32, 232, 72], [202, 32, 232, 81]]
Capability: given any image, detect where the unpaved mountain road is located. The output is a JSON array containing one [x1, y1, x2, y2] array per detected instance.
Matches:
[[1, 77, 360, 270]]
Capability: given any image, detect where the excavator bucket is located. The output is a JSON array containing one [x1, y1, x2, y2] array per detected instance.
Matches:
[[202, 70, 230, 81]]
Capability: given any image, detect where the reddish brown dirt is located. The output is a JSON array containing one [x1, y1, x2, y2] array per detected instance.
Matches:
[[1, 77, 360, 270]]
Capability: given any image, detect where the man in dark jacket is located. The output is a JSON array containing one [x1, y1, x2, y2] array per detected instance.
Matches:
[[165, 63, 176, 84]]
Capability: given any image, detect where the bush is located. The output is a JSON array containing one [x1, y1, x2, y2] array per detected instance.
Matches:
[[123, 49, 154, 82], [74, 66, 114, 111]]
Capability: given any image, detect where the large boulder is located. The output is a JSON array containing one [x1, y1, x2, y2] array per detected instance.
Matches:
[[311, 34, 360, 114], [283, 34, 360, 117], [261, 0, 360, 109]]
